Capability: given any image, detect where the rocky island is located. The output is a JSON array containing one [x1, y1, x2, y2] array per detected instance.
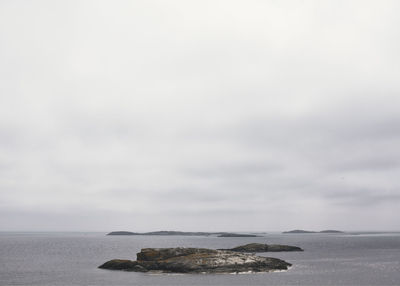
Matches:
[[107, 230, 260, 237], [217, 233, 259, 237], [219, 243, 303, 252], [283, 229, 344, 234], [283, 229, 317, 234], [99, 247, 291, 274]]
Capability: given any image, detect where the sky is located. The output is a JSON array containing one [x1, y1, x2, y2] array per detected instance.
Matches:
[[0, 0, 400, 232]]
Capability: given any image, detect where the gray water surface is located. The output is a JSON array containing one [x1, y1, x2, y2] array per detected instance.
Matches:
[[0, 232, 399, 285]]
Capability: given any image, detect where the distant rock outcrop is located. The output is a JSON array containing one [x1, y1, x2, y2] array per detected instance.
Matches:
[[319, 230, 344, 233], [283, 229, 344, 234], [107, 231, 140, 235], [107, 231, 261, 237], [283, 230, 317, 234], [99, 247, 291, 274], [217, 233, 259, 237], [219, 243, 303, 252]]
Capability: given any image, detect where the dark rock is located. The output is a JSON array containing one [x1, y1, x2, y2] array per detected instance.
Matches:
[[137, 247, 218, 261], [267, 244, 303, 251], [99, 259, 138, 270], [107, 230, 261, 237], [130, 265, 148, 272], [219, 243, 303, 252], [283, 229, 344, 234], [144, 231, 213, 236], [107, 231, 140, 235], [283, 230, 317, 234], [107, 231, 211, 236], [99, 247, 291, 274], [218, 233, 259, 237]]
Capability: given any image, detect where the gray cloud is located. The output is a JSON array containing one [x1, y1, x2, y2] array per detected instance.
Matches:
[[0, 0, 400, 231], [321, 186, 400, 207]]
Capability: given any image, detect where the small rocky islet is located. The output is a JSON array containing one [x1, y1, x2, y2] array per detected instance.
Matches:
[[219, 243, 303, 252], [283, 229, 344, 234], [107, 231, 259, 237], [99, 247, 292, 274], [99, 242, 303, 274], [101, 230, 304, 274]]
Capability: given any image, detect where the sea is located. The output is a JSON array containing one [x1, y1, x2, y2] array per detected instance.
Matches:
[[0, 231, 399, 286]]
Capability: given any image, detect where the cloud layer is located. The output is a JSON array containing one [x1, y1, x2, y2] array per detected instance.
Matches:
[[1, 0, 399, 231]]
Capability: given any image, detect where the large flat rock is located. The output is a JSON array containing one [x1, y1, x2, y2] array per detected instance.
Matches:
[[99, 247, 291, 274]]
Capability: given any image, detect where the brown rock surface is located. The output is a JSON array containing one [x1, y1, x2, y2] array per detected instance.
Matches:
[[99, 247, 292, 274]]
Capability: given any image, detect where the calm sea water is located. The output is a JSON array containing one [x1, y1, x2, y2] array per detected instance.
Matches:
[[0, 232, 399, 285]]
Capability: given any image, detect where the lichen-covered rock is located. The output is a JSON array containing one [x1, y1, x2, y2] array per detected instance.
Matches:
[[219, 243, 303, 252], [136, 247, 218, 261], [99, 247, 291, 274]]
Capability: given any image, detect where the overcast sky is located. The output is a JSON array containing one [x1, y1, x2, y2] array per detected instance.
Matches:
[[1, 0, 400, 232]]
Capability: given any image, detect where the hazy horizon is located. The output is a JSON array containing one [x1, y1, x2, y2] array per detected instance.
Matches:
[[1, 0, 400, 232], [2, 229, 400, 233]]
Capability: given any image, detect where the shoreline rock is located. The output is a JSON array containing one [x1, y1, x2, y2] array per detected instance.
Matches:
[[99, 247, 291, 274]]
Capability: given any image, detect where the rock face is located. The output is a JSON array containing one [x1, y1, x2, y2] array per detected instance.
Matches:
[[99, 247, 291, 274], [219, 243, 303, 252]]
